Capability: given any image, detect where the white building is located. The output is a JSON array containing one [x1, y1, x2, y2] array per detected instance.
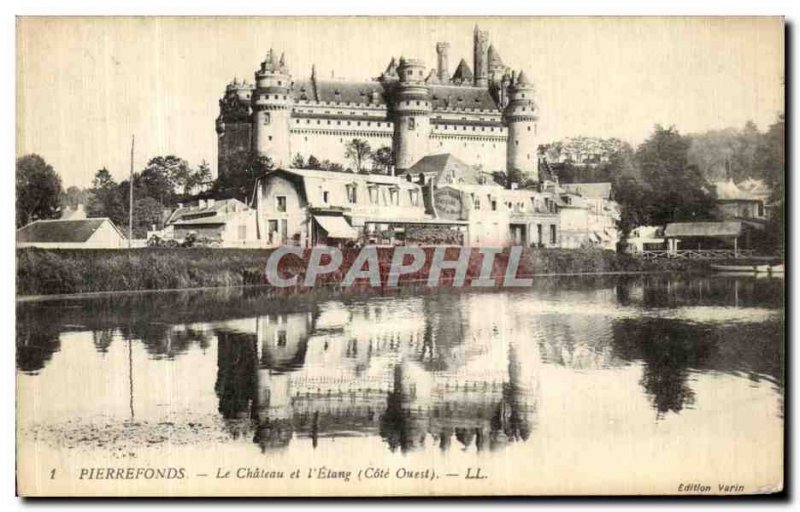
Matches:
[[255, 168, 466, 247], [559, 183, 620, 250], [159, 198, 261, 247], [433, 183, 560, 247], [16, 218, 127, 249]]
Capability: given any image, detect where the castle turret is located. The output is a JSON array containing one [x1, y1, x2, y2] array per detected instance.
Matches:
[[436, 42, 450, 83], [392, 57, 432, 171], [503, 70, 539, 182], [473, 25, 489, 88], [253, 49, 292, 168], [216, 78, 255, 176]]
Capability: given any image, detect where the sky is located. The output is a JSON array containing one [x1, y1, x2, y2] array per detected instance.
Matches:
[[16, 16, 784, 188]]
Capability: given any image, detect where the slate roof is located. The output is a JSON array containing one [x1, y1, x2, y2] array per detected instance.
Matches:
[[167, 198, 250, 225], [451, 59, 474, 84], [401, 153, 484, 184], [16, 218, 124, 243], [664, 221, 743, 238], [293, 78, 387, 106], [429, 85, 498, 111]]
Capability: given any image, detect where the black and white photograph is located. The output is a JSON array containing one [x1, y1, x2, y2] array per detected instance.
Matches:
[[12, 15, 786, 498]]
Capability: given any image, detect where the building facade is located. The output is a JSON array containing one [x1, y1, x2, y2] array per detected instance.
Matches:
[[157, 198, 261, 248], [255, 168, 467, 247], [216, 26, 540, 181]]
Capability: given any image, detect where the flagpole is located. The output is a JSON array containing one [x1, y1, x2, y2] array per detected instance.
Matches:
[[129, 135, 134, 248]]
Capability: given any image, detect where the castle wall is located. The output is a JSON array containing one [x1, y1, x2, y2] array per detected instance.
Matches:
[[289, 128, 393, 166], [429, 133, 507, 173]]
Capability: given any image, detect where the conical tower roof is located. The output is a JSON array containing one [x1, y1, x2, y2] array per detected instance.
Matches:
[[487, 45, 504, 69], [451, 58, 473, 84], [516, 70, 531, 87]]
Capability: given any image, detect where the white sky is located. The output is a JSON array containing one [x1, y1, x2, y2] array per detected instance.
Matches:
[[17, 16, 784, 188]]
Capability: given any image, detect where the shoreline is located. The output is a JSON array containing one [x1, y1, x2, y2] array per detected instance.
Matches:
[[16, 246, 720, 300], [15, 269, 674, 303]]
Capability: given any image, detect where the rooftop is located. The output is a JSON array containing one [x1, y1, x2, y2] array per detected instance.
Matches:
[[664, 221, 743, 238], [16, 218, 124, 243]]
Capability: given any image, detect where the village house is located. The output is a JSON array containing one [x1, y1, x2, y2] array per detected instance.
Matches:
[[255, 168, 467, 247], [560, 182, 620, 250], [255, 164, 620, 249], [432, 182, 560, 247], [16, 218, 127, 249], [713, 178, 768, 223], [158, 198, 261, 247], [626, 226, 665, 255]]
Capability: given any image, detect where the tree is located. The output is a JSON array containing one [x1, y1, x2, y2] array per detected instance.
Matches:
[[634, 125, 716, 226], [185, 160, 212, 194], [344, 139, 372, 172], [61, 185, 90, 210], [212, 153, 274, 203], [292, 153, 305, 169], [320, 160, 345, 173], [87, 167, 125, 224], [306, 155, 322, 170], [371, 146, 394, 174], [16, 154, 63, 227], [131, 197, 165, 238]]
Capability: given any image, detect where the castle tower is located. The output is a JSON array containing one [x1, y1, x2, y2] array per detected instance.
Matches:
[[392, 57, 432, 171], [436, 42, 450, 83], [216, 78, 255, 176], [473, 25, 489, 88], [253, 49, 292, 168], [503, 70, 539, 182]]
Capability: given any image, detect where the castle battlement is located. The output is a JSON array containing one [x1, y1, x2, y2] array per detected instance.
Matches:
[[216, 26, 540, 180]]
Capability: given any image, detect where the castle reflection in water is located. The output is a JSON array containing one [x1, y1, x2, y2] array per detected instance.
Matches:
[[16, 274, 784, 453], [214, 293, 539, 453]]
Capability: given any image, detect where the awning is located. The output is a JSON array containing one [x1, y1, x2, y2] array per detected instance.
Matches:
[[314, 215, 358, 239]]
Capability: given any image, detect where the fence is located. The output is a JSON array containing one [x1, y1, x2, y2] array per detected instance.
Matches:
[[638, 249, 756, 260]]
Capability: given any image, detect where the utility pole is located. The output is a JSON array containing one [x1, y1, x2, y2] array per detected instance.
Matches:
[[129, 135, 134, 248]]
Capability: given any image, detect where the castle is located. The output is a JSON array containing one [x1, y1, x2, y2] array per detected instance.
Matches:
[[215, 26, 540, 182]]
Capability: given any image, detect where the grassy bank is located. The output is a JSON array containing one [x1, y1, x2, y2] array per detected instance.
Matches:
[[16, 246, 709, 297]]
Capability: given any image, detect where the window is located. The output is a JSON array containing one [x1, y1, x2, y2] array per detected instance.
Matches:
[[263, 112, 271, 125], [276, 196, 287, 213], [408, 118, 416, 131], [369, 187, 378, 204], [474, 196, 481, 210], [276, 330, 287, 347], [409, 189, 419, 206], [389, 188, 399, 205], [323, 191, 330, 204], [346, 184, 357, 204], [550, 224, 557, 245], [491, 199, 497, 211]]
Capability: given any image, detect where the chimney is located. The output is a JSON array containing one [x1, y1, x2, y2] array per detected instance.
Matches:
[[510, 182, 518, 190], [436, 42, 450, 83], [473, 25, 489, 87]]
